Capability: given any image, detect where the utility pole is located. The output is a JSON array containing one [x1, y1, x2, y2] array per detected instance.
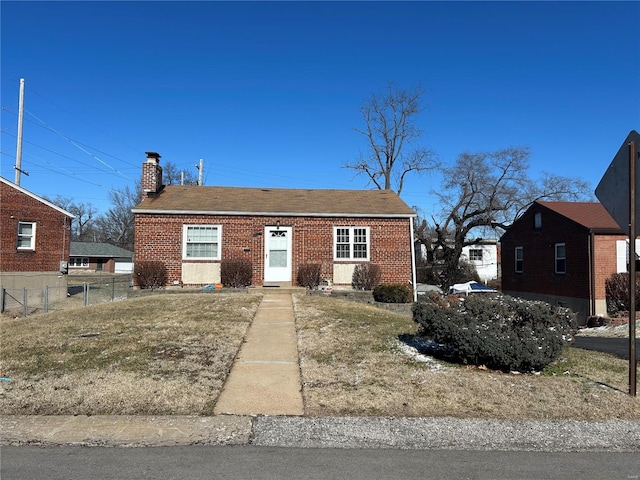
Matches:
[[14, 78, 25, 185], [197, 158, 204, 186]]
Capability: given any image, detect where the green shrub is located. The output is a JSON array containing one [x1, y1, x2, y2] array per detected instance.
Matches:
[[134, 261, 167, 289], [372, 284, 413, 303], [221, 258, 253, 287], [413, 295, 576, 372], [297, 263, 321, 289], [605, 272, 640, 315], [352, 263, 381, 290]]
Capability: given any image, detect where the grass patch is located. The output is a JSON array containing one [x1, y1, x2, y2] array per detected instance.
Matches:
[[0, 294, 261, 415], [2, 292, 638, 419], [293, 295, 640, 420]]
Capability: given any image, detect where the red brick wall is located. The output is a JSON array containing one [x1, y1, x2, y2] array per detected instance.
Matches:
[[592, 234, 627, 300], [501, 205, 591, 299], [134, 214, 413, 287], [501, 204, 623, 305], [0, 182, 71, 272]]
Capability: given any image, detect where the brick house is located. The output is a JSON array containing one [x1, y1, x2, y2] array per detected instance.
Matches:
[[132, 152, 417, 291], [500, 200, 628, 325], [69, 242, 134, 274], [0, 176, 74, 293]]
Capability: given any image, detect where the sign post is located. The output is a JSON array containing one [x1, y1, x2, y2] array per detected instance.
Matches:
[[629, 139, 636, 397], [596, 130, 639, 397]]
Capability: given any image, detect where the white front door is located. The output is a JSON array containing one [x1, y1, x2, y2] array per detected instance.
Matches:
[[264, 226, 292, 283]]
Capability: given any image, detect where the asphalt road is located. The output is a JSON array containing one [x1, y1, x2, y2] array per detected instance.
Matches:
[[2, 446, 640, 480], [573, 336, 639, 360]]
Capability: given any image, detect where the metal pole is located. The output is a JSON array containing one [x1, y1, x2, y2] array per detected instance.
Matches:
[[198, 158, 203, 186], [14, 78, 25, 185], [23, 288, 28, 317], [629, 140, 637, 397], [44, 286, 49, 313]]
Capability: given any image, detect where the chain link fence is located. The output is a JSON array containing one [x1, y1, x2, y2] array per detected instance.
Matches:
[[1, 274, 133, 317]]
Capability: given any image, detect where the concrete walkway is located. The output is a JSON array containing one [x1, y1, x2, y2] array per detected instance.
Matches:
[[213, 294, 304, 416]]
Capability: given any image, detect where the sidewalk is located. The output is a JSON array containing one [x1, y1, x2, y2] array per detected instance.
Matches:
[[213, 293, 304, 416]]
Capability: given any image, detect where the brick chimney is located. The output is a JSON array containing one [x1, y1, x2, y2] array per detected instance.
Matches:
[[142, 151, 163, 199]]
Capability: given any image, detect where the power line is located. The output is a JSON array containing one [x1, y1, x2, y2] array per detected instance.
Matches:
[[24, 109, 132, 180]]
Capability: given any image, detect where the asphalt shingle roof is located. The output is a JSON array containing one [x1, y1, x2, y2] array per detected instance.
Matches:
[[537, 201, 623, 233], [132, 185, 415, 217], [70, 242, 133, 259]]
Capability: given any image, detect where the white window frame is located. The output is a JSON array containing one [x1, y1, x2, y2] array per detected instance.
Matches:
[[70, 257, 89, 267], [182, 225, 221, 260], [515, 246, 523, 273], [333, 226, 370, 261], [555, 243, 566, 274], [17, 221, 36, 250]]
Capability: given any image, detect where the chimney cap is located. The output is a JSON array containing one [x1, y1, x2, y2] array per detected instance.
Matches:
[[145, 151, 161, 161]]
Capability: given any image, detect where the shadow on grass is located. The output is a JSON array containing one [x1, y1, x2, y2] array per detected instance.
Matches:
[[397, 333, 456, 363]]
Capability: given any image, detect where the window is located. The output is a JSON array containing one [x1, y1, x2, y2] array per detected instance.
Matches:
[[515, 246, 523, 273], [534, 212, 542, 229], [70, 257, 89, 267], [17, 221, 36, 250], [555, 243, 566, 274], [183, 225, 221, 260], [334, 227, 370, 261], [468, 249, 483, 261]]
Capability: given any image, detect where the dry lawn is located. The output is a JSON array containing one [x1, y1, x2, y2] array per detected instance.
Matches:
[[0, 293, 261, 415], [2, 291, 638, 420], [294, 295, 640, 420]]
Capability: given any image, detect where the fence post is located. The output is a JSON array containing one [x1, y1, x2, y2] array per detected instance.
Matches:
[[112, 278, 115, 301], [0, 287, 4, 313], [83, 283, 89, 307], [44, 286, 49, 313], [23, 288, 28, 317]]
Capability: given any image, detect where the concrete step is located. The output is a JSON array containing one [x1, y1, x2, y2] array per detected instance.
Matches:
[[248, 286, 307, 295]]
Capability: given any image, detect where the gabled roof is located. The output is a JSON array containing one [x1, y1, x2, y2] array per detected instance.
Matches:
[[70, 242, 133, 259], [132, 185, 415, 218], [0, 177, 75, 218], [537, 201, 624, 234]]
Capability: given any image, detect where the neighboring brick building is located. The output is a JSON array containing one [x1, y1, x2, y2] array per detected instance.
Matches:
[[0, 176, 74, 291], [500, 200, 629, 325], [132, 152, 417, 291], [69, 242, 134, 274]]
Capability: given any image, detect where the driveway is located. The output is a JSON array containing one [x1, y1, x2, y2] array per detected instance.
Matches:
[[573, 337, 639, 360]]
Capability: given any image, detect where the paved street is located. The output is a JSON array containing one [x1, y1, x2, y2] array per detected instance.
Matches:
[[2, 445, 639, 480], [574, 336, 639, 360]]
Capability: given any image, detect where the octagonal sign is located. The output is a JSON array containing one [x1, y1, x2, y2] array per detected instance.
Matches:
[[595, 130, 640, 236]]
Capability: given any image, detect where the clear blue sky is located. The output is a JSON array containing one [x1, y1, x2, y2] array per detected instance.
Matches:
[[2, 1, 639, 218]]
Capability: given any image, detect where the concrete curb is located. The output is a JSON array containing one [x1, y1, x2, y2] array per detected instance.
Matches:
[[252, 416, 640, 452], [0, 415, 252, 447], [2, 415, 639, 451]]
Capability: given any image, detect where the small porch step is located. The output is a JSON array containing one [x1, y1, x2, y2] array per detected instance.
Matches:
[[248, 285, 307, 295]]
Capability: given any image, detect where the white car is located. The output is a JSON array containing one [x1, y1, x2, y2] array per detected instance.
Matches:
[[448, 281, 496, 295]]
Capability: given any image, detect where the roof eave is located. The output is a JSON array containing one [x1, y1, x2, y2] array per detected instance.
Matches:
[[131, 208, 415, 218], [590, 227, 626, 235]]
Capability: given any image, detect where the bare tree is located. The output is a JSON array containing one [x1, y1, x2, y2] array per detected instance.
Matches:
[[94, 184, 140, 250], [162, 161, 198, 186], [427, 146, 591, 289], [70, 202, 98, 241], [346, 82, 437, 195], [45, 195, 97, 241]]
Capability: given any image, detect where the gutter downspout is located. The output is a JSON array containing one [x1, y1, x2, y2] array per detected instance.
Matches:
[[589, 230, 596, 317], [410, 217, 418, 302]]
